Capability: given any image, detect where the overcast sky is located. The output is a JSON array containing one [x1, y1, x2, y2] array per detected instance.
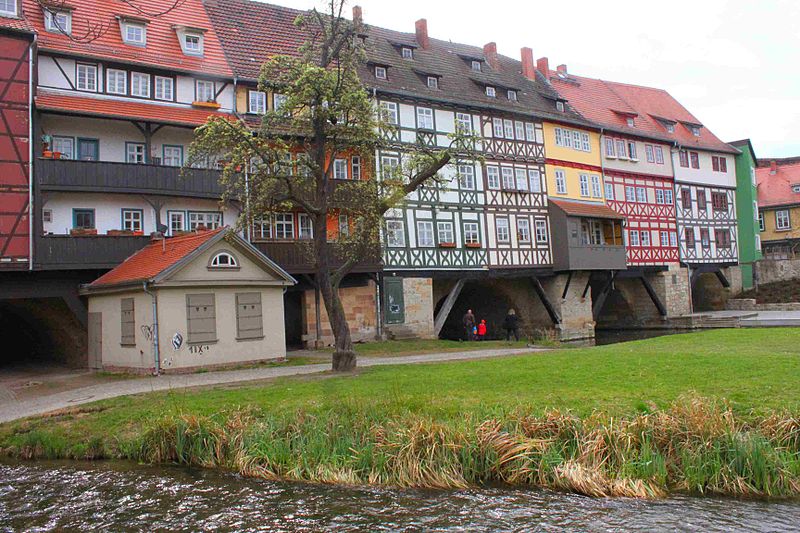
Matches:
[[258, 0, 799, 158]]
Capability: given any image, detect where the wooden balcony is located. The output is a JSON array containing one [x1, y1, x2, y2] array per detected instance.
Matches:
[[37, 158, 224, 199], [35, 234, 151, 270], [252, 241, 381, 275]]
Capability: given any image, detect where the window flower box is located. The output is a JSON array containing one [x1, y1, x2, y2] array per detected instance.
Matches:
[[192, 100, 221, 109], [107, 229, 134, 236], [438, 242, 456, 248], [70, 228, 98, 236], [465, 242, 481, 248]]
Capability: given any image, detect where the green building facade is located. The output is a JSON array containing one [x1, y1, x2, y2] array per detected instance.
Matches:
[[729, 139, 762, 289]]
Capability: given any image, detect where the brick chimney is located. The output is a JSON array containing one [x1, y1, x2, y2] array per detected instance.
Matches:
[[484, 42, 499, 70], [521, 47, 535, 80], [536, 57, 550, 80], [352, 5, 362, 26], [415, 18, 429, 49], [557, 64, 568, 75], [770, 160, 778, 175]]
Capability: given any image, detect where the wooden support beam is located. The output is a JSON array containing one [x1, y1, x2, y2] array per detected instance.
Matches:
[[61, 291, 87, 328], [561, 271, 573, 300], [434, 279, 464, 337], [639, 276, 667, 316], [714, 269, 730, 288], [591, 271, 617, 321], [582, 272, 592, 299], [531, 276, 561, 325]]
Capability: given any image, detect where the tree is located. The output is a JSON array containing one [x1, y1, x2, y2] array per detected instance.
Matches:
[[189, 0, 477, 372]]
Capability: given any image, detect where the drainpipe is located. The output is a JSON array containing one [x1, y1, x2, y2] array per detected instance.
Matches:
[[375, 273, 383, 340], [142, 281, 160, 375], [28, 35, 36, 271]]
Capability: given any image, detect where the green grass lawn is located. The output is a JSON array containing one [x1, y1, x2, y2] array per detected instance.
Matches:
[[342, 338, 533, 357], [3, 328, 798, 448]]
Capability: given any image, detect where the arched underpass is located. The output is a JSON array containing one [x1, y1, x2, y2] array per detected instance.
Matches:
[[692, 271, 729, 312]]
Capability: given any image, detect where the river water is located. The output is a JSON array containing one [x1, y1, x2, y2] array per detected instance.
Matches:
[[1, 461, 799, 532]]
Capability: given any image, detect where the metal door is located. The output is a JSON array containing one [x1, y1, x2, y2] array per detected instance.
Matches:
[[87, 312, 102, 369], [384, 278, 405, 324]]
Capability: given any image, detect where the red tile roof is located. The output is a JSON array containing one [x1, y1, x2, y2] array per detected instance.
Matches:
[[36, 89, 232, 127], [757, 162, 800, 209], [15, 0, 232, 77], [550, 198, 625, 219], [0, 13, 34, 33], [90, 228, 224, 288], [549, 71, 737, 154]]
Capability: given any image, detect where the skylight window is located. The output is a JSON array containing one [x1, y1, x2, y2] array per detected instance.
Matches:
[[44, 9, 71, 34]]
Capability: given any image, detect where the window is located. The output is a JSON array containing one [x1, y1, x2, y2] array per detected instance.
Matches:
[[681, 188, 692, 209], [700, 228, 710, 249], [106, 69, 127, 95], [169, 211, 185, 235], [627, 117, 635, 127], [375, 66, 387, 79], [556, 101, 565, 112], [670, 232, 677, 247], [629, 230, 640, 246], [184, 34, 203, 55], [196, 80, 214, 103], [498, 167, 512, 190], [416, 107, 434, 130], [636, 187, 647, 203], [163, 145, 183, 167], [555, 170, 567, 194], [0, 0, 17, 17], [463, 222, 480, 245], [691, 126, 701, 136], [123, 22, 146, 45], [591, 175, 602, 198], [697, 190, 707, 211], [236, 293, 263, 340], [679, 151, 689, 168], [514, 168, 528, 191], [386, 220, 405, 247], [351, 156, 361, 179], [640, 230, 651, 247], [427, 76, 438, 89], [581, 133, 591, 152], [126, 143, 146, 164], [486, 166, 500, 189], [665, 123, 675, 133], [625, 186, 636, 203], [131, 72, 150, 98], [507, 90, 517, 101], [685, 228, 695, 247], [605, 183, 614, 200], [605, 138, 615, 158], [528, 169, 541, 193], [615, 139, 627, 158], [572, 131, 582, 150], [776, 210, 791, 230], [471, 60, 482, 71], [273, 213, 294, 239], [402, 47, 413, 59], [517, 219, 531, 242], [186, 293, 216, 344], [456, 113, 472, 133], [495, 218, 510, 242], [514, 121, 525, 141], [333, 158, 348, 180], [793, 185, 800, 194], [655, 146, 664, 164], [554, 127, 564, 147], [525, 123, 535, 142], [492, 118, 504, 138], [76, 64, 97, 92], [758, 212, 765, 232], [120, 298, 135, 346], [503, 119, 514, 139], [627, 141, 638, 160], [380, 101, 398, 125], [756, 234, 761, 251], [121, 209, 143, 232], [249, 91, 266, 114], [485, 86, 496, 97], [459, 164, 475, 190], [210, 252, 238, 268], [579, 174, 589, 197], [273, 94, 288, 113], [711, 192, 728, 211], [664, 189, 673, 204], [52, 136, 74, 159], [712, 156, 728, 173], [296, 213, 313, 239], [535, 219, 548, 243], [44, 9, 71, 34], [437, 221, 454, 244], [712, 156, 720, 172], [380, 154, 400, 179], [690, 151, 700, 169], [417, 220, 434, 247], [155, 76, 173, 101], [716, 229, 731, 249], [656, 189, 665, 204], [189, 211, 222, 230], [645, 144, 655, 163], [73, 209, 95, 229], [338, 214, 349, 238], [660, 231, 670, 247]]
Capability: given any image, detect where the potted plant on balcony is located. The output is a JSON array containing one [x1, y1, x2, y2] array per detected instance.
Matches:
[[42, 149, 53, 159], [193, 99, 221, 110], [107, 229, 134, 236], [70, 228, 98, 236], [438, 241, 456, 248], [465, 242, 481, 248]]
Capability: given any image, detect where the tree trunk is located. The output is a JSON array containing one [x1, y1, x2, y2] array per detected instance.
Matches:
[[317, 268, 356, 371]]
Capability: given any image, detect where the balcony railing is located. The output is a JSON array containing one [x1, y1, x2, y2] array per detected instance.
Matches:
[[564, 244, 628, 271], [35, 234, 151, 270], [37, 158, 224, 199], [252, 241, 381, 274]]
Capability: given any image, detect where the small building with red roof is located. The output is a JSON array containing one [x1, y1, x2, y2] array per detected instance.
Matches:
[[81, 227, 295, 373], [756, 160, 800, 256]]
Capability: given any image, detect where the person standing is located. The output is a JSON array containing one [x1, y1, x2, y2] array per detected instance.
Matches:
[[462, 309, 476, 341], [502, 308, 519, 341], [477, 319, 487, 341]]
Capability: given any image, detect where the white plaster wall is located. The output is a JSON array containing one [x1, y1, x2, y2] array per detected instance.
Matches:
[[89, 290, 156, 371], [672, 150, 736, 188], [602, 135, 674, 177]]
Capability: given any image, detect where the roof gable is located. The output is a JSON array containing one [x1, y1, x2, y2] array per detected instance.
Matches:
[[757, 161, 800, 209]]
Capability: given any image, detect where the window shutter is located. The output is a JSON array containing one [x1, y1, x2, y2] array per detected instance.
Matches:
[[121, 298, 135, 345], [186, 293, 217, 343], [236, 292, 263, 340]]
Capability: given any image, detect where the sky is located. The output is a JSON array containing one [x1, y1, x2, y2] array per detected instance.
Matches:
[[257, 0, 799, 158]]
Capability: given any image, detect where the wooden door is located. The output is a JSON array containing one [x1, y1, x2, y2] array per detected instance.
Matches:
[[384, 278, 405, 324], [87, 312, 102, 369]]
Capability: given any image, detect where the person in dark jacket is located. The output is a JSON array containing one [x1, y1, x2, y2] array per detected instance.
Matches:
[[463, 309, 476, 341], [502, 308, 519, 341]]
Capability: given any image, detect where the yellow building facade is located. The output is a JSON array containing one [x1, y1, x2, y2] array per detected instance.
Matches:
[[759, 205, 800, 244], [542, 122, 605, 203]]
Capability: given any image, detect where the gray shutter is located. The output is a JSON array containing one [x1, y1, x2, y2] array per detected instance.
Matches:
[[186, 293, 217, 343], [236, 292, 263, 339], [120, 298, 135, 345]]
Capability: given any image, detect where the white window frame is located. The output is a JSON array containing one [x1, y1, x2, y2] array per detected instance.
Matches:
[[535, 219, 548, 243], [591, 175, 602, 198], [184, 33, 203, 55], [486, 166, 500, 190], [579, 174, 590, 197], [188, 212, 222, 231], [629, 230, 640, 246], [427, 76, 438, 89], [758, 212, 765, 232], [615, 139, 627, 159], [501, 167, 515, 190], [374, 65, 387, 79], [273, 213, 294, 239], [351, 156, 361, 180], [106, 69, 127, 95], [163, 145, 183, 167], [485, 86, 496, 97], [122, 22, 146, 45], [581, 132, 591, 152], [126, 143, 146, 164], [525, 123, 535, 142], [437, 221, 454, 244], [507, 89, 517, 101], [456, 112, 472, 133], [776, 210, 791, 230], [155, 76, 173, 101], [0, 0, 17, 17], [636, 187, 647, 203], [572, 131, 582, 150], [386, 220, 405, 247], [416, 220, 435, 247], [640, 230, 651, 247], [273, 93, 288, 113], [76, 63, 97, 92], [380, 101, 399, 125], [627, 141, 638, 160], [249, 90, 267, 114], [416, 107, 434, 130], [196, 80, 215, 103], [645, 144, 655, 163], [514, 167, 528, 191], [660, 231, 670, 247], [463, 222, 480, 245], [210, 252, 237, 268], [670, 232, 678, 247], [121, 209, 143, 232], [528, 169, 541, 193], [625, 186, 636, 203], [605, 137, 615, 158], [516, 218, 531, 243], [655, 146, 665, 164], [168, 211, 185, 236], [402, 47, 413, 59], [605, 183, 614, 200], [495, 217, 510, 243], [555, 170, 567, 194], [333, 158, 349, 180], [338, 214, 349, 238], [131, 72, 151, 98], [503, 119, 514, 139], [52, 136, 74, 159], [471, 60, 482, 72], [44, 9, 71, 34], [514, 121, 525, 140], [492, 118, 504, 138], [458, 164, 475, 190]]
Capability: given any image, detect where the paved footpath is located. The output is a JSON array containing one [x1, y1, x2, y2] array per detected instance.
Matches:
[[0, 348, 540, 424]]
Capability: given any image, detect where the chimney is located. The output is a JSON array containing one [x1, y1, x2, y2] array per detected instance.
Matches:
[[770, 160, 778, 175], [415, 18, 429, 49], [521, 47, 535, 80], [536, 57, 550, 80], [484, 42, 499, 70], [352, 5, 362, 26], [557, 64, 568, 75]]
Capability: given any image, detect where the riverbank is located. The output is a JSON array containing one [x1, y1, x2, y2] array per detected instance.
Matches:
[[2, 329, 799, 498]]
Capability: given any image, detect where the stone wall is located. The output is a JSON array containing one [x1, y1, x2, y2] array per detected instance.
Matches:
[[692, 265, 742, 311], [755, 258, 800, 286], [540, 272, 595, 341], [726, 299, 800, 311], [397, 277, 435, 338], [302, 282, 377, 348]]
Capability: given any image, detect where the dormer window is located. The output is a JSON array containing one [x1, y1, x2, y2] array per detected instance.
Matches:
[[507, 90, 517, 101], [691, 126, 701, 136], [375, 66, 387, 79], [626, 117, 635, 127], [209, 251, 238, 269], [471, 60, 482, 72], [792, 185, 800, 194], [44, 9, 72, 34], [122, 21, 147, 46], [0, 0, 18, 17], [401, 47, 413, 59], [185, 34, 202, 53], [175, 26, 206, 56], [556, 101, 565, 112], [485, 86, 496, 97], [427, 76, 438, 89], [666, 123, 675, 133]]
